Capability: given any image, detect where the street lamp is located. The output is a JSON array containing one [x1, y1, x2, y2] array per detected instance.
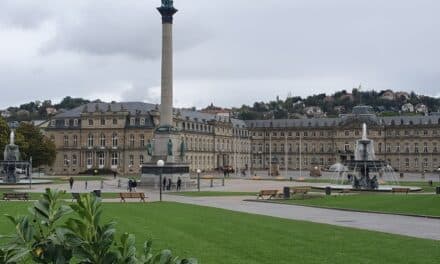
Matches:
[[197, 169, 201, 192], [437, 167, 440, 184], [157, 160, 165, 202]]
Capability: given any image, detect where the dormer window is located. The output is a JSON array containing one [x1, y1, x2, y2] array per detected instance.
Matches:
[[64, 119, 69, 127], [130, 118, 135, 126], [140, 118, 145, 126], [88, 119, 94, 126], [73, 119, 78, 126]]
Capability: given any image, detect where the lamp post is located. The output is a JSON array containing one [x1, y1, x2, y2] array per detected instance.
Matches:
[[437, 167, 440, 184], [197, 169, 201, 192], [157, 160, 164, 202]]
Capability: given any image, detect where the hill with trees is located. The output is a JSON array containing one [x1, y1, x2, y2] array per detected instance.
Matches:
[[231, 89, 440, 120]]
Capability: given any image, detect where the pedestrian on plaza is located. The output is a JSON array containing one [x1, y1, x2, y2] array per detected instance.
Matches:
[[177, 177, 182, 191], [118, 179, 121, 188], [223, 169, 227, 178], [133, 180, 137, 192], [162, 176, 167, 191], [167, 178, 172, 191], [128, 179, 133, 192], [85, 180, 88, 190], [113, 171, 117, 179], [100, 179, 104, 189], [69, 177, 74, 190]]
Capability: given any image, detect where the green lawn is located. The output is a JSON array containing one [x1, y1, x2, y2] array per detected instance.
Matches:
[[392, 181, 439, 192], [277, 194, 440, 217], [170, 191, 256, 197], [0, 202, 439, 263]]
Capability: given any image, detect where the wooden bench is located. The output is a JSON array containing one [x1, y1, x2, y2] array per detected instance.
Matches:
[[339, 189, 351, 194], [257, 190, 278, 200], [291, 187, 311, 195], [391, 188, 410, 194], [3, 192, 29, 201], [291, 187, 311, 199], [119, 192, 146, 202]]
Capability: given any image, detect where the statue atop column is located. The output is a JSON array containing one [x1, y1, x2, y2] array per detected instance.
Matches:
[[146, 140, 153, 156], [167, 139, 173, 156], [161, 0, 174, 8], [180, 138, 186, 158]]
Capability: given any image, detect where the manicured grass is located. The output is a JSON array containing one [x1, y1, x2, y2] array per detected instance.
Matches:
[[278, 194, 440, 217], [170, 191, 256, 197], [0, 202, 439, 263]]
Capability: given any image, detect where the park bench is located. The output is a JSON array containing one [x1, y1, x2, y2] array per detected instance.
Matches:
[[3, 192, 29, 201], [119, 192, 147, 202], [257, 190, 278, 200], [291, 187, 311, 199], [339, 189, 351, 194], [391, 187, 410, 194]]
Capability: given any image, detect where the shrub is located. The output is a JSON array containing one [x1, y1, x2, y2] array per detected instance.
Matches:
[[0, 189, 196, 264]]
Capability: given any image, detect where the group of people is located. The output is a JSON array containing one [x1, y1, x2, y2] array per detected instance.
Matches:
[[162, 176, 182, 191], [127, 178, 138, 192]]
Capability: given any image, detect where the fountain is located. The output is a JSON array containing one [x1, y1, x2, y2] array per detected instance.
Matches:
[[0, 131, 51, 185], [319, 123, 422, 192]]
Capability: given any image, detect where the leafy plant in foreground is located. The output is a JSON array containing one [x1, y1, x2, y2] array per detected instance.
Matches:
[[0, 189, 197, 264]]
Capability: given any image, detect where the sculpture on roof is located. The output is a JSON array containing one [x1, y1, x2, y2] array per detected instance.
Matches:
[[161, 0, 173, 8], [167, 139, 173, 156]]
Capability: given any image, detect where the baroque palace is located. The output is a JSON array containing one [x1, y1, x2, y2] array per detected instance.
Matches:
[[45, 103, 440, 175]]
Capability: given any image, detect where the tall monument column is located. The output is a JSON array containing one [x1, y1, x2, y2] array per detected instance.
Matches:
[[158, 1, 177, 128], [141, 1, 189, 187]]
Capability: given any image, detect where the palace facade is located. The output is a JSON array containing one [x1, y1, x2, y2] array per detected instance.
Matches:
[[45, 103, 440, 175]]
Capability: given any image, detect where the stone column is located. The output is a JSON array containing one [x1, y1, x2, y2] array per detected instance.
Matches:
[[158, 4, 178, 128]]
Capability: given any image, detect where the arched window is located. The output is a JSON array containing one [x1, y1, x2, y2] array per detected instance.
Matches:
[[112, 133, 118, 147]]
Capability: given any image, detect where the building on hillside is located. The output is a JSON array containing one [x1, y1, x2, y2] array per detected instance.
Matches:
[[380, 90, 395, 101], [45, 103, 440, 175], [200, 103, 232, 117], [1, 110, 11, 118], [395, 92, 410, 101], [46, 107, 58, 116], [415, 104, 428, 114], [304, 106, 324, 118], [401, 103, 414, 113]]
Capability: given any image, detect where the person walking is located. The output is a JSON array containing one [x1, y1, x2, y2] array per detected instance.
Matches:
[[132, 180, 137, 192], [167, 178, 172, 191], [113, 171, 117, 179], [162, 176, 167, 191], [177, 177, 182, 191], [69, 177, 74, 190], [128, 179, 133, 192]]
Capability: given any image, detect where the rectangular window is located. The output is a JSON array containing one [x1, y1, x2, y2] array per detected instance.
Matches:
[[140, 155, 144, 164], [140, 135, 145, 147], [73, 119, 78, 126], [111, 153, 118, 166], [87, 152, 93, 166], [64, 135, 69, 147]]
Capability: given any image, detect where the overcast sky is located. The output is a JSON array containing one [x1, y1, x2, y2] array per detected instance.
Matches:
[[0, 0, 439, 109]]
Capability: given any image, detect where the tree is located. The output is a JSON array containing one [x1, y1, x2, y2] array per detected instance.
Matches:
[[0, 117, 10, 160], [15, 123, 56, 167]]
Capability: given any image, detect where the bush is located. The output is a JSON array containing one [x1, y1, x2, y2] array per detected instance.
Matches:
[[0, 189, 196, 264]]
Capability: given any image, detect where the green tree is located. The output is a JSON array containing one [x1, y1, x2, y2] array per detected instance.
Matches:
[[15, 123, 56, 167]]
